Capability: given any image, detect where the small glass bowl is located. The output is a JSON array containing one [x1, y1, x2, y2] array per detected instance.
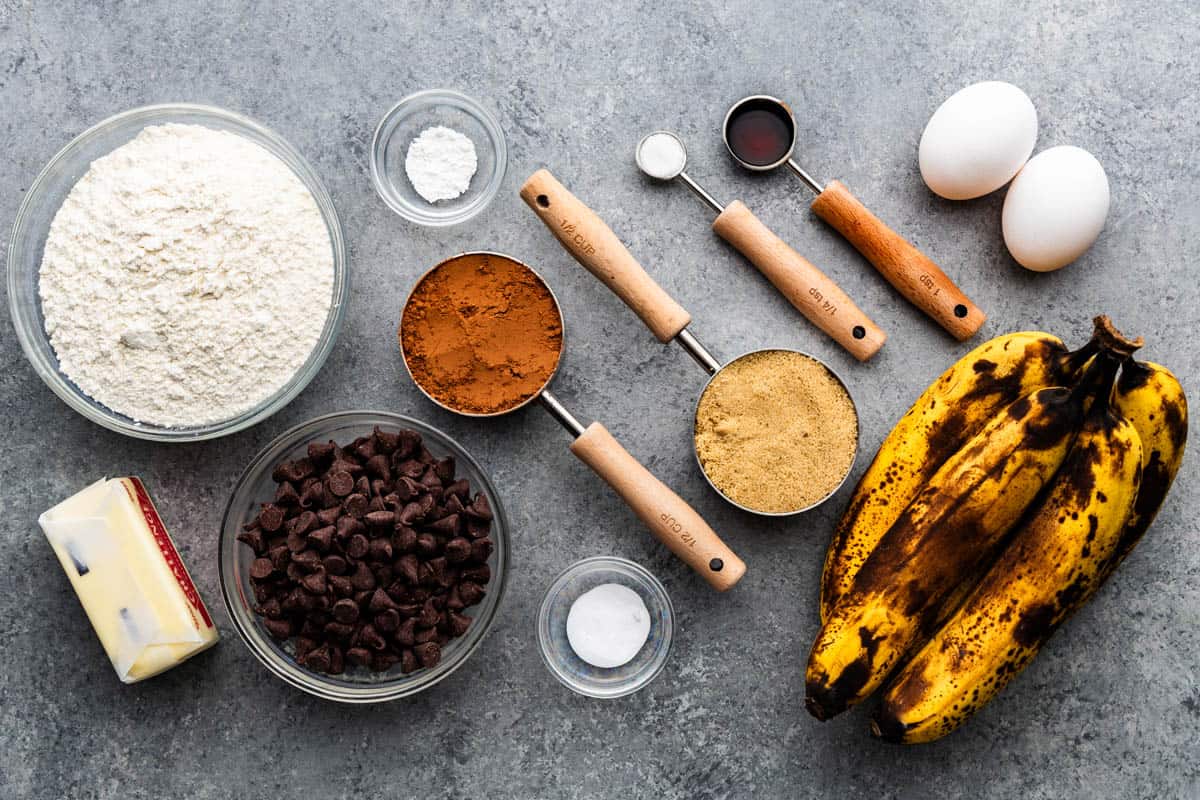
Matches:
[[6, 103, 348, 441], [370, 89, 507, 226], [537, 557, 673, 699], [218, 411, 508, 703]]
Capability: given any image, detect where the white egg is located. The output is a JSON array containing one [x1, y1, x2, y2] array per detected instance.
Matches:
[[919, 81, 1038, 200], [1002, 146, 1110, 272]]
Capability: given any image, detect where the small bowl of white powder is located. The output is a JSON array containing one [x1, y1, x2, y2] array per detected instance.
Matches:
[[7, 104, 347, 441], [369, 89, 507, 227], [537, 556, 674, 699]]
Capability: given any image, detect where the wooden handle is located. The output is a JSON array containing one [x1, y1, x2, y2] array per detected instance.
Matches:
[[810, 180, 986, 341], [712, 201, 886, 362], [520, 169, 690, 343], [570, 422, 746, 592]]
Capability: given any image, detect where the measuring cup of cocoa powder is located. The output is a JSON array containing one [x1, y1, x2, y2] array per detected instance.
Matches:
[[399, 252, 746, 591], [521, 171, 859, 517]]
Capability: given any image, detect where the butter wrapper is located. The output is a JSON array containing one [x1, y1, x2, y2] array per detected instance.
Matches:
[[39, 477, 219, 683]]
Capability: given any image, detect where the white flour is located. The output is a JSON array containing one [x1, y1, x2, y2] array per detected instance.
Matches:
[[39, 123, 334, 427], [404, 126, 477, 203]]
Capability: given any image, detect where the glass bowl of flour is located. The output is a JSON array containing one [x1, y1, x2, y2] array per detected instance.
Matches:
[[7, 104, 348, 441], [370, 89, 507, 226]]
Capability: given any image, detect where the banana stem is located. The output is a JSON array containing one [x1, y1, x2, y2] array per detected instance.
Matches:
[[1092, 315, 1143, 359]]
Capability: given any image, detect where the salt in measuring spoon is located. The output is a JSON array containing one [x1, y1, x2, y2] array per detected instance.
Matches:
[[520, 171, 859, 517], [635, 131, 885, 362], [722, 95, 986, 341], [400, 252, 745, 591]]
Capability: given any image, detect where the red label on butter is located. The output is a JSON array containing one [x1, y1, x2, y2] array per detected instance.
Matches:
[[121, 477, 214, 630]]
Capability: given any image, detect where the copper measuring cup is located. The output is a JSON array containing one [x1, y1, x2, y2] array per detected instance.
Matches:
[[400, 252, 745, 591], [519, 173, 860, 517], [722, 95, 986, 341]]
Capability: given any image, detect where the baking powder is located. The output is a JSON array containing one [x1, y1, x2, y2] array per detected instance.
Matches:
[[404, 126, 478, 203], [39, 123, 334, 427]]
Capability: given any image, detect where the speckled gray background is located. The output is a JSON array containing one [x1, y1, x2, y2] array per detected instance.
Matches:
[[2, 1, 1197, 798]]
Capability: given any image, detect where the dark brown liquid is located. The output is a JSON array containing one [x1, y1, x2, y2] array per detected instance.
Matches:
[[726, 103, 793, 166]]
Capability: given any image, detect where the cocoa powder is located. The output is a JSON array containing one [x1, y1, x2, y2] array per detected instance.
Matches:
[[400, 253, 563, 415]]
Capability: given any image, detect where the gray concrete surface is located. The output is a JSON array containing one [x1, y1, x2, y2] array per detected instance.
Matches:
[[2, 1, 1197, 797]]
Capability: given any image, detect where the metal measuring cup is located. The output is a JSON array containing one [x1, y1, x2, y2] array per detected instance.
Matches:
[[634, 131, 885, 363], [722, 95, 986, 341], [399, 252, 745, 591], [520, 173, 859, 517]]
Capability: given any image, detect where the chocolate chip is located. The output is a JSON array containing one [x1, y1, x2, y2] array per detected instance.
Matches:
[[414, 625, 439, 644], [306, 525, 335, 552], [346, 647, 372, 667], [446, 611, 472, 638], [237, 528, 266, 555], [327, 470, 354, 497], [324, 621, 355, 641], [415, 533, 440, 557], [461, 564, 490, 585], [302, 643, 331, 672], [369, 588, 398, 613], [332, 598, 360, 624], [308, 441, 336, 466], [349, 561, 376, 591], [259, 504, 285, 532], [445, 537, 471, 563], [427, 514, 461, 537], [470, 537, 493, 564], [275, 481, 300, 507], [346, 534, 369, 560], [373, 427, 401, 454], [300, 570, 327, 594], [323, 554, 348, 575], [418, 598, 440, 628], [466, 518, 491, 539], [375, 608, 400, 633], [264, 618, 292, 640], [343, 493, 368, 519], [399, 649, 419, 674], [329, 574, 353, 597], [316, 506, 341, 527], [398, 501, 425, 526], [361, 624, 386, 651], [365, 510, 395, 529], [291, 549, 321, 572], [414, 642, 441, 668], [365, 454, 391, 481], [458, 581, 485, 607], [434, 457, 456, 484], [466, 493, 492, 521], [395, 617, 417, 647], [445, 479, 470, 502], [368, 538, 393, 562], [250, 557, 275, 580], [336, 515, 366, 540]]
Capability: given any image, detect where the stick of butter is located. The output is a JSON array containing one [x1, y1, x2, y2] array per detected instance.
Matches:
[[38, 477, 219, 683]]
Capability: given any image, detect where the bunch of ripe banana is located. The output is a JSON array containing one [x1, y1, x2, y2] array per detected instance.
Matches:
[[805, 316, 1187, 744]]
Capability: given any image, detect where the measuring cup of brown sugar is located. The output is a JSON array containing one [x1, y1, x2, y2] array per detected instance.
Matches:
[[520, 171, 859, 517], [399, 252, 746, 591]]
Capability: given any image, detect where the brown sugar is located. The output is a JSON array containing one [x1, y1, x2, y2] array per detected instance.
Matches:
[[694, 349, 858, 513], [400, 253, 563, 415]]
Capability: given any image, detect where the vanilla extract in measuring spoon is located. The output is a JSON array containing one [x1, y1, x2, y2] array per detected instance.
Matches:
[[634, 131, 885, 362], [722, 94, 987, 341]]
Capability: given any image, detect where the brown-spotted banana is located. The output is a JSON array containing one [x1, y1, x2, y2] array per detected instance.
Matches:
[[872, 371, 1141, 743], [819, 330, 1099, 622], [805, 370, 1105, 721]]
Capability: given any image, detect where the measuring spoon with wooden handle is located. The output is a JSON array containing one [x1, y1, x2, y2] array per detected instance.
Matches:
[[636, 131, 885, 362], [723, 95, 987, 341]]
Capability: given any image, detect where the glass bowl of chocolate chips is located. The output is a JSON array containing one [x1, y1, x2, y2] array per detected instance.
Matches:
[[219, 411, 508, 702]]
